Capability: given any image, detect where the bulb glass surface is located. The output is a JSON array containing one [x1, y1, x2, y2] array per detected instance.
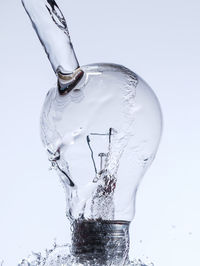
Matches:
[[41, 63, 162, 222]]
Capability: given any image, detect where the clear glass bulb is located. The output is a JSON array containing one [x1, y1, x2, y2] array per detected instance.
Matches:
[[41, 64, 162, 222], [22, 0, 163, 264]]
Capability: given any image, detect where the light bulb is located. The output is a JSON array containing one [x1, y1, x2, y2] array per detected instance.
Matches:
[[22, 0, 162, 265], [41, 64, 162, 223], [41, 63, 162, 265]]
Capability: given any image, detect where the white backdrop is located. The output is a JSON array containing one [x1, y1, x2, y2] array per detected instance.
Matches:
[[0, 0, 200, 265]]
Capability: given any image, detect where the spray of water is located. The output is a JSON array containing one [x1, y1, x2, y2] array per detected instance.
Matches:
[[18, 242, 154, 266]]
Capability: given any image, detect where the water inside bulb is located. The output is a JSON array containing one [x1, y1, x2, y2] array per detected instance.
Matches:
[[17, 241, 154, 266]]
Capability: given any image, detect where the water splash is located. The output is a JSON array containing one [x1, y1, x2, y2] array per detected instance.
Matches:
[[18, 242, 154, 266]]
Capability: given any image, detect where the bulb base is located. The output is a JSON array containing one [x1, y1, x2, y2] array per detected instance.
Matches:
[[71, 219, 130, 265]]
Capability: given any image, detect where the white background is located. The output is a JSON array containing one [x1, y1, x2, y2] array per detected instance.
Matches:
[[0, 0, 200, 265]]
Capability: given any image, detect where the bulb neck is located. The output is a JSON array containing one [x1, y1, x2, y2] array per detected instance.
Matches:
[[71, 219, 130, 265], [57, 67, 84, 95]]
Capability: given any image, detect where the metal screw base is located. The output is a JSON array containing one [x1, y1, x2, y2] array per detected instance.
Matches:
[[71, 219, 130, 265]]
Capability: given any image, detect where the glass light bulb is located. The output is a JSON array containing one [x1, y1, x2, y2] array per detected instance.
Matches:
[[41, 64, 162, 222], [22, 0, 163, 264], [40, 63, 162, 265]]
